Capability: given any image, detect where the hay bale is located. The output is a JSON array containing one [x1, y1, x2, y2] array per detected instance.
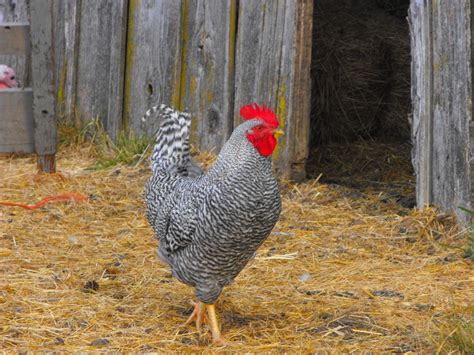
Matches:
[[311, 5, 411, 146]]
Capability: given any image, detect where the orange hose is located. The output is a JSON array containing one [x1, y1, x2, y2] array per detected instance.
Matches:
[[0, 193, 88, 210]]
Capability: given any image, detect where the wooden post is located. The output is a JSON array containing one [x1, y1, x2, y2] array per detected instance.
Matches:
[[409, 0, 472, 224], [409, 0, 433, 207], [30, 0, 57, 173]]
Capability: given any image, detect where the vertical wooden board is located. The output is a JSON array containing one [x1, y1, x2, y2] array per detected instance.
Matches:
[[53, 0, 81, 123], [181, 0, 237, 152], [288, 0, 313, 180], [234, 1, 287, 121], [0, 89, 34, 153], [0, 0, 30, 86], [125, 0, 184, 137], [75, 0, 127, 139], [430, 0, 472, 223], [0, 0, 4, 22], [30, 0, 57, 172], [470, 122, 474, 215], [0, 23, 30, 55], [234, 0, 312, 180], [409, 0, 433, 207]]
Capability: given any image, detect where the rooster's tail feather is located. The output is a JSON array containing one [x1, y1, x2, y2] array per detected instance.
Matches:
[[142, 104, 202, 176]]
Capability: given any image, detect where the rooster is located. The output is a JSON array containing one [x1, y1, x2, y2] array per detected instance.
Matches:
[[0, 65, 18, 88], [144, 103, 283, 344]]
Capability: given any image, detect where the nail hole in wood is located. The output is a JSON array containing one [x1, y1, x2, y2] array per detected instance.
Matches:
[[147, 84, 153, 96], [208, 107, 219, 134]]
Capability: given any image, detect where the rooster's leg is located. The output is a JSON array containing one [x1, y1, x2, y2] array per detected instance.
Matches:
[[206, 304, 228, 345], [184, 301, 206, 332]]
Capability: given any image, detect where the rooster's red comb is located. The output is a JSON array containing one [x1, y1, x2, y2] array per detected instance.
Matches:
[[240, 103, 279, 127]]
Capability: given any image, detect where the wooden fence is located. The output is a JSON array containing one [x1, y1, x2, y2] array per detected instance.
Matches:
[[1, 0, 313, 180], [0, 0, 57, 172], [1, 0, 472, 223]]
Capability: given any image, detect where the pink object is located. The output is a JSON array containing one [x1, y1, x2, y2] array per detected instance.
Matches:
[[0, 65, 18, 88]]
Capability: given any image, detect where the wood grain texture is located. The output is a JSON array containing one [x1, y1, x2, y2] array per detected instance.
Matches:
[[0, 0, 30, 86], [75, 0, 128, 139], [0, 23, 29, 55], [30, 0, 57, 170], [470, 121, 474, 213], [125, 0, 184, 136], [410, 0, 472, 224], [286, 0, 313, 181], [36, 153, 55, 173], [430, 0, 472, 223], [53, 0, 81, 124], [0, 89, 34, 153], [234, 0, 312, 180], [409, 0, 433, 207], [180, 0, 237, 152]]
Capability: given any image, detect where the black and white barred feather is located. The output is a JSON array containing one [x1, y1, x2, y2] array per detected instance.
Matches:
[[144, 105, 281, 304], [141, 104, 202, 177]]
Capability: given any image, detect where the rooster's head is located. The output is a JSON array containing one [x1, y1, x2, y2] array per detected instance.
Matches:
[[240, 103, 283, 157]]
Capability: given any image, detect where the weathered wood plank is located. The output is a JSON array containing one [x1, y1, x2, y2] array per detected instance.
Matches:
[[0, 89, 34, 153], [287, 0, 313, 181], [30, 0, 57, 172], [430, 0, 472, 223], [410, 0, 472, 224], [0, 23, 29, 55], [470, 121, 474, 213], [234, 0, 312, 180], [75, 0, 128, 139], [53, 0, 81, 124], [409, 0, 433, 207], [0, 0, 30, 86], [180, 0, 237, 152], [125, 0, 184, 137]]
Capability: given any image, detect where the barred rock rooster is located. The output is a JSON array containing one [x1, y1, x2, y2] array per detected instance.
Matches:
[[143, 103, 283, 344]]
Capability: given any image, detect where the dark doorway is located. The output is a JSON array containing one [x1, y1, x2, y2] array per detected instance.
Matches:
[[308, 0, 415, 208]]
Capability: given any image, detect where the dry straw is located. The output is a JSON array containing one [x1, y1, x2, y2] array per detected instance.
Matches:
[[0, 143, 472, 352]]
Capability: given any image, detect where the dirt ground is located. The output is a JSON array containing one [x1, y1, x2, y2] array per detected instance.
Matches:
[[0, 145, 472, 352]]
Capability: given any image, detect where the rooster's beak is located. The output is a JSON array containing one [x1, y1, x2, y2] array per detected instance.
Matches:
[[273, 128, 284, 139]]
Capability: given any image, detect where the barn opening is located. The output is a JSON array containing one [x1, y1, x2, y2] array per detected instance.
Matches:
[[307, 0, 414, 208]]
